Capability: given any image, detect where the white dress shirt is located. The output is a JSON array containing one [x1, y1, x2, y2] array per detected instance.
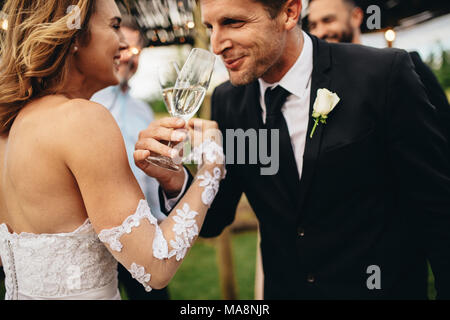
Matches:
[[258, 31, 313, 180]]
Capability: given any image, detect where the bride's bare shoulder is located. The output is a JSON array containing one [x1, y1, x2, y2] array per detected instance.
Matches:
[[55, 98, 124, 154], [59, 98, 114, 125], [57, 98, 119, 135]]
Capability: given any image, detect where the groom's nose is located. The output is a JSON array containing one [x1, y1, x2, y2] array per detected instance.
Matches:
[[210, 29, 232, 56]]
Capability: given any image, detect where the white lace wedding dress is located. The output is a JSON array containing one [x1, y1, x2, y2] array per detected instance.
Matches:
[[0, 220, 120, 300]]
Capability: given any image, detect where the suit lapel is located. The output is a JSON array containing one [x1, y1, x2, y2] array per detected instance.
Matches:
[[296, 35, 332, 215]]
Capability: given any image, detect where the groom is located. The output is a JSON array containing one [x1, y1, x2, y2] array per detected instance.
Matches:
[[136, 0, 450, 299]]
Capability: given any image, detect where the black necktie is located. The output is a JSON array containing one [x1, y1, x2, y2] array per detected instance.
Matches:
[[265, 86, 291, 128], [264, 86, 300, 195]]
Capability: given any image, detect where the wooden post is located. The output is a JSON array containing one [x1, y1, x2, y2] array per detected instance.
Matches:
[[254, 229, 264, 300], [216, 227, 238, 300], [192, 1, 210, 50]]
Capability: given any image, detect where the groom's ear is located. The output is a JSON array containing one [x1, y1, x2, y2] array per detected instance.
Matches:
[[281, 0, 302, 31]]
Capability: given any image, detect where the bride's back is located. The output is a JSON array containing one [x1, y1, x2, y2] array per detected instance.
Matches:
[[0, 96, 88, 234]]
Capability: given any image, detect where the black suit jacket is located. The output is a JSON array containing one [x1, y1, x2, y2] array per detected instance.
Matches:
[[199, 35, 450, 299]]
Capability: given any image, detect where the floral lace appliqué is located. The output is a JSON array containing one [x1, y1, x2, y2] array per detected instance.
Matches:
[[197, 167, 223, 206], [168, 203, 199, 261], [152, 225, 169, 260], [129, 263, 152, 292], [98, 200, 159, 252], [187, 139, 226, 168]]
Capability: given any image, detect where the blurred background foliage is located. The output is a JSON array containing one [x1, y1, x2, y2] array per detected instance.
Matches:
[[426, 48, 450, 92]]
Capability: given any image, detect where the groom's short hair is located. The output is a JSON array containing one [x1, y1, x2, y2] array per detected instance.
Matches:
[[253, 0, 289, 18], [309, 0, 357, 9], [197, 0, 292, 19]]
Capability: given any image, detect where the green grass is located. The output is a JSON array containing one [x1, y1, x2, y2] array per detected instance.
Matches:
[[168, 237, 222, 299], [168, 231, 258, 300]]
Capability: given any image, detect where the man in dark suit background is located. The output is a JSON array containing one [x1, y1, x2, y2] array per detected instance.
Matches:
[[307, 0, 450, 151], [137, 0, 450, 299]]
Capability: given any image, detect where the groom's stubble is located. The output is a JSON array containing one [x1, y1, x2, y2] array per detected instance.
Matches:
[[227, 26, 285, 87]]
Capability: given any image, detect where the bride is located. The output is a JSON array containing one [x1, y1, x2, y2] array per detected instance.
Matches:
[[0, 0, 224, 299]]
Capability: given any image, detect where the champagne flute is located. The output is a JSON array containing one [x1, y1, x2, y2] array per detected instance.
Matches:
[[146, 48, 216, 170]]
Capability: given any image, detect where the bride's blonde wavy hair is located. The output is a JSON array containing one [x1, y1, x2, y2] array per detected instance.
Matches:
[[0, 0, 96, 135]]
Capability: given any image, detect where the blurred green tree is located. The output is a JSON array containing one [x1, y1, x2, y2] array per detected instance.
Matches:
[[426, 47, 450, 90]]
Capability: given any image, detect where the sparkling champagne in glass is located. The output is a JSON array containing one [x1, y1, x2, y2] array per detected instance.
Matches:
[[146, 48, 216, 170]]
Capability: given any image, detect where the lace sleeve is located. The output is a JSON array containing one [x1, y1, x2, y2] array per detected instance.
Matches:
[[97, 140, 225, 291]]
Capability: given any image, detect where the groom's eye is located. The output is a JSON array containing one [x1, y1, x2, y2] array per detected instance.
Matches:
[[223, 19, 245, 28]]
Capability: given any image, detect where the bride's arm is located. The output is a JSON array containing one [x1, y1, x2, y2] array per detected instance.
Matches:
[[61, 100, 224, 290]]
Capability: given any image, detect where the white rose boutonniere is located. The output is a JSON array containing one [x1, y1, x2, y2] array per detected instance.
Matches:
[[310, 88, 340, 138]]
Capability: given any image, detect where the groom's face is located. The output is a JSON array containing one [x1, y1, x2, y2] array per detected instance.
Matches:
[[201, 0, 286, 86]]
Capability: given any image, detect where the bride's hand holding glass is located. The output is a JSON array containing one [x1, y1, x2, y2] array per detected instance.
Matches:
[[133, 117, 187, 197]]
